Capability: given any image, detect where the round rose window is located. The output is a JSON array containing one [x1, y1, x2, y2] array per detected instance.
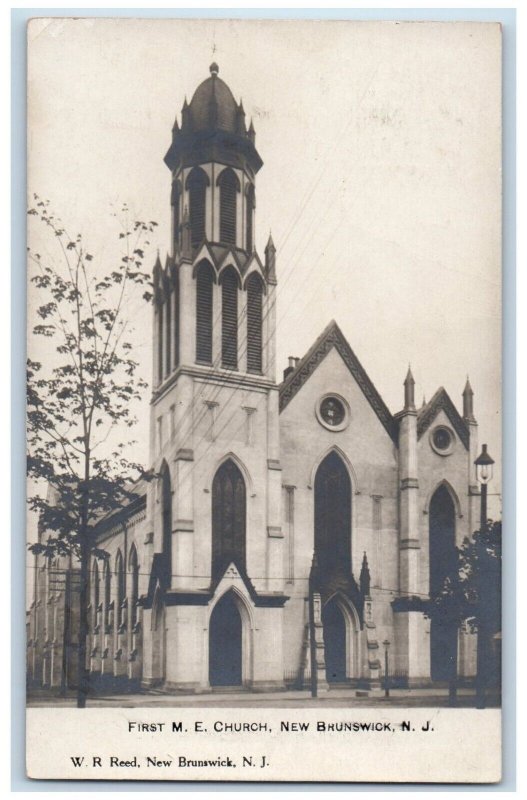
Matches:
[[430, 426, 455, 455], [316, 394, 350, 431]]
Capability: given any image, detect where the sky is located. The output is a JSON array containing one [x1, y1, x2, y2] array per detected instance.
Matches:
[[27, 17, 502, 518]]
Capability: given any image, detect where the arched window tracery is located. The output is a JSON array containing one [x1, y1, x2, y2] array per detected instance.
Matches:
[[212, 459, 246, 579], [429, 484, 457, 681], [103, 560, 112, 630], [314, 451, 352, 577], [115, 550, 125, 628], [129, 545, 139, 628]]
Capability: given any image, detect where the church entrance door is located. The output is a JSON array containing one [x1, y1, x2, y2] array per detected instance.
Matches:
[[322, 598, 347, 683], [209, 592, 243, 687]]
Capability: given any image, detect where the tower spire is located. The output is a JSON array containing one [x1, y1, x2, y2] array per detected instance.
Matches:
[[360, 552, 371, 597], [463, 376, 475, 422], [403, 365, 415, 411], [265, 232, 276, 283]]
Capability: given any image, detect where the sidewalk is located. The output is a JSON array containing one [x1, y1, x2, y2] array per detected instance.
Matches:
[[27, 686, 500, 708]]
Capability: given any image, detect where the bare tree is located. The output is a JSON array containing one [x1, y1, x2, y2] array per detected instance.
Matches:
[[27, 196, 156, 707]]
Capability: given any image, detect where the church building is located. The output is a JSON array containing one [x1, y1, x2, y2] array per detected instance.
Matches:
[[28, 64, 483, 693]]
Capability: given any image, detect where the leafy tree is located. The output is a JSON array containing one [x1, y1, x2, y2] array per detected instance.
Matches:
[[27, 196, 156, 707], [427, 520, 501, 705]]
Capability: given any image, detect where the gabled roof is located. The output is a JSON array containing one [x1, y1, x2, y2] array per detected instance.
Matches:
[[93, 477, 148, 536], [279, 320, 398, 444], [417, 387, 469, 449]]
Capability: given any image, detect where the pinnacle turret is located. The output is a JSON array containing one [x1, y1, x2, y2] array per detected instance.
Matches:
[[463, 376, 475, 422], [403, 365, 415, 411]]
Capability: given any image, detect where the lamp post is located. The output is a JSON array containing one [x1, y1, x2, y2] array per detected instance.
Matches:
[[383, 639, 391, 699], [475, 443, 494, 525], [474, 444, 495, 709]]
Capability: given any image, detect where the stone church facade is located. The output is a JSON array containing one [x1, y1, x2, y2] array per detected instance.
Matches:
[[28, 65, 482, 693]]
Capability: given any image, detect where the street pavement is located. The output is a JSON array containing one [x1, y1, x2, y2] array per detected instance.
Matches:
[[27, 686, 500, 708]]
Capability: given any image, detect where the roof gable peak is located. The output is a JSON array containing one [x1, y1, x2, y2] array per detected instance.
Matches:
[[417, 386, 469, 449], [279, 320, 397, 443]]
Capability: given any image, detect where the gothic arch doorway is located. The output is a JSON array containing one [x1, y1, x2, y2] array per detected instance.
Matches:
[[429, 485, 458, 681], [209, 592, 243, 687], [322, 598, 347, 683]]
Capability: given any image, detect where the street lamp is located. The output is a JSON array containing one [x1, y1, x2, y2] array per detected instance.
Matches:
[[475, 443, 495, 526], [383, 639, 391, 699], [474, 444, 495, 710]]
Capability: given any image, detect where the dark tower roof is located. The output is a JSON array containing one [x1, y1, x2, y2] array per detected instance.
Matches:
[[164, 64, 262, 175], [188, 65, 239, 133]]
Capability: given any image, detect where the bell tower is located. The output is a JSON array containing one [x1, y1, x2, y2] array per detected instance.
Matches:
[[153, 62, 277, 384], [143, 65, 286, 691]]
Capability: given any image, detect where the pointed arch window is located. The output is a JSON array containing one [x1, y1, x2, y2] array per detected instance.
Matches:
[[129, 545, 139, 628], [161, 463, 172, 588], [157, 302, 164, 384], [103, 560, 112, 630], [186, 167, 209, 249], [429, 486, 457, 596], [165, 287, 172, 377], [196, 261, 215, 364], [218, 169, 240, 246], [92, 560, 100, 629], [245, 183, 255, 253], [314, 451, 352, 577], [221, 267, 239, 369], [246, 273, 264, 373], [429, 485, 458, 681], [115, 550, 125, 628], [212, 460, 246, 579]]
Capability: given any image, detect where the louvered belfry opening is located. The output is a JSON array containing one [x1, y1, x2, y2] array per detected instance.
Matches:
[[171, 180, 182, 250], [245, 183, 255, 253], [212, 459, 246, 580], [218, 168, 238, 245], [187, 167, 208, 249], [196, 261, 214, 364], [221, 267, 238, 369], [247, 272, 263, 373]]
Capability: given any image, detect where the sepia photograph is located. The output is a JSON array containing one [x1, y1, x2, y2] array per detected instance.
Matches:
[[24, 17, 502, 782]]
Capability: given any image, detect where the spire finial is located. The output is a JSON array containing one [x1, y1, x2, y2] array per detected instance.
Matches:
[[210, 62, 219, 76]]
